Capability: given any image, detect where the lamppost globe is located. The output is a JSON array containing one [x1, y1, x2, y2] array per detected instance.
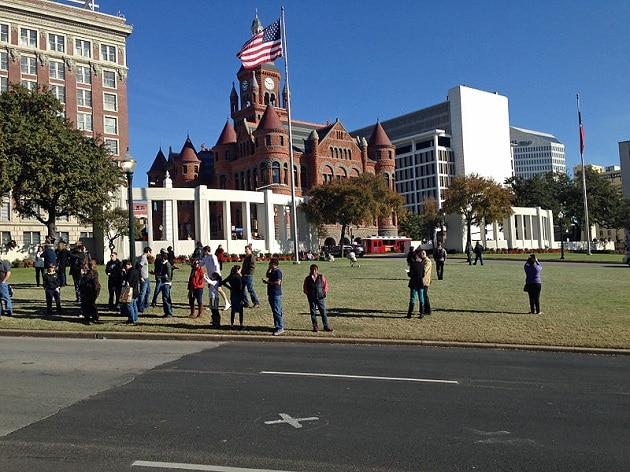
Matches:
[[121, 148, 137, 262], [558, 211, 565, 260], [465, 203, 473, 244]]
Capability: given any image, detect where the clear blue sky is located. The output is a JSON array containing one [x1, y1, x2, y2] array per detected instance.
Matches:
[[77, 0, 630, 179]]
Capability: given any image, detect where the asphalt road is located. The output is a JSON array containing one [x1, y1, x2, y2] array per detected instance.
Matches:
[[0, 338, 628, 471]]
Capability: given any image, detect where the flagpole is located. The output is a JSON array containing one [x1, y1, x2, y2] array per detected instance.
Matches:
[[281, 7, 300, 263], [577, 93, 591, 255]]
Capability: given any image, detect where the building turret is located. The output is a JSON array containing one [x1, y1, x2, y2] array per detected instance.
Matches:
[[230, 82, 239, 114], [172, 136, 201, 188], [147, 148, 168, 187]]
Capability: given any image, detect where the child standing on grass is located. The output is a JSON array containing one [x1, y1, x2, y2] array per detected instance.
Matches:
[[43, 263, 62, 317], [187, 259, 205, 318], [204, 272, 222, 328], [221, 265, 245, 328]]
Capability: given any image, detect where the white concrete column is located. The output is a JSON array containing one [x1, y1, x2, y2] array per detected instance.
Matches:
[[163, 173, 174, 244], [195, 186, 210, 244], [243, 201, 252, 240]]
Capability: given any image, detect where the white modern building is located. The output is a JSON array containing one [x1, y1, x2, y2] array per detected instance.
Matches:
[[353, 85, 513, 215], [352, 85, 518, 251], [511, 126, 566, 179]]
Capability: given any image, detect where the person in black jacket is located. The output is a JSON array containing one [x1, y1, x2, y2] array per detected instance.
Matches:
[[42, 263, 62, 317], [79, 259, 101, 325], [406, 252, 425, 318], [121, 259, 140, 325], [55, 241, 70, 287], [303, 264, 333, 332], [221, 265, 245, 328], [105, 252, 123, 311]]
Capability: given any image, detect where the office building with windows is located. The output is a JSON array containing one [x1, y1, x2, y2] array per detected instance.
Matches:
[[511, 127, 566, 179], [0, 0, 132, 255], [352, 85, 513, 215]]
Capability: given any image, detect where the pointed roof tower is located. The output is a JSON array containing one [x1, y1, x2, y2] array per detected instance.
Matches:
[[179, 135, 200, 163], [257, 104, 284, 132], [216, 120, 237, 146], [147, 148, 168, 187], [368, 120, 393, 147]]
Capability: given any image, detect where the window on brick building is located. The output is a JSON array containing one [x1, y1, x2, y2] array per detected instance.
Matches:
[[76, 89, 92, 107], [21, 56, 37, 75], [76, 65, 91, 85], [103, 92, 117, 111], [49, 33, 65, 53], [50, 85, 65, 104], [103, 70, 116, 88], [104, 116, 118, 134], [0, 24, 8, 42], [75, 39, 91, 58], [21, 80, 37, 91], [20, 28, 37, 48], [100, 44, 116, 63], [49, 60, 65, 80], [104, 139, 119, 156], [0, 51, 7, 71], [77, 112, 93, 131]]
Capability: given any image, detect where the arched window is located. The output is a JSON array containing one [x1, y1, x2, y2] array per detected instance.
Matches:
[[272, 162, 280, 184], [234, 173, 239, 190], [261, 162, 269, 184], [219, 175, 227, 189], [283, 163, 289, 184], [300, 165, 307, 188]]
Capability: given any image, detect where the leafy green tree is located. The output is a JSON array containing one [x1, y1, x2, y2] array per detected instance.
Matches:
[[443, 174, 514, 243], [571, 167, 630, 232], [420, 198, 444, 242], [300, 173, 404, 252], [508, 169, 630, 239], [505, 172, 572, 218], [0, 85, 125, 240], [92, 207, 136, 254], [399, 212, 423, 240]]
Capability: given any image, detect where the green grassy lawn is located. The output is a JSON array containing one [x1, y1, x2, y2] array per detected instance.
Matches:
[[2, 254, 629, 349]]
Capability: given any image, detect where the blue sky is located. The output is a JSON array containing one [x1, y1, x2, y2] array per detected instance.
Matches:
[[76, 0, 629, 179]]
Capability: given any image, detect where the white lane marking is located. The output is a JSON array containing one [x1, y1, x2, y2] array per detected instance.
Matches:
[[132, 461, 295, 471], [261, 371, 459, 385], [264, 413, 319, 428]]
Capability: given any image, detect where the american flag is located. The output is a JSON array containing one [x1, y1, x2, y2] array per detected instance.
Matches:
[[578, 108, 585, 154], [237, 19, 283, 69]]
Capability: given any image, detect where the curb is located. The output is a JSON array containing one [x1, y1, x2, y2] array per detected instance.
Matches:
[[1, 329, 628, 356]]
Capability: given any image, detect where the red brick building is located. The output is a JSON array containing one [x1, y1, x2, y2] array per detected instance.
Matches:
[[148, 17, 398, 242]]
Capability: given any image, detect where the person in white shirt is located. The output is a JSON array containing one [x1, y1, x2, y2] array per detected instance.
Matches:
[[201, 246, 230, 310]]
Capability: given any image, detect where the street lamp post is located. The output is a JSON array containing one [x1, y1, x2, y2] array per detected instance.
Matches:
[[465, 203, 473, 244], [120, 149, 137, 263], [558, 211, 565, 260]]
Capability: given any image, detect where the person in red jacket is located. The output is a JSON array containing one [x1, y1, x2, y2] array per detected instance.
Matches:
[[187, 259, 205, 318]]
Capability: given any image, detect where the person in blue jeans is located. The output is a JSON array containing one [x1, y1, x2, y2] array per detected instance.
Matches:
[[241, 245, 260, 308], [0, 259, 13, 317], [263, 258, 284, 335], [303, 264, 333, 332], [121, 259, 140, 325], [136, 247, 152, 312]]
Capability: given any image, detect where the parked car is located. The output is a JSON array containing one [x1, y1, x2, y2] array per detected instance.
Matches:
[[623, 253, 630, 266], [329, 244, 365, 258]]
